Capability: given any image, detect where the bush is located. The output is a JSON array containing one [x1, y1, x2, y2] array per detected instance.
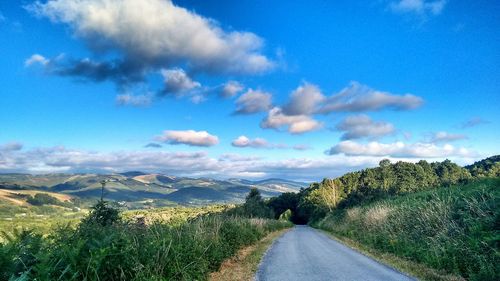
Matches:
[[26, 193, 62, 206], [0, 199, 291, 280], [317, 179, 500, 280]]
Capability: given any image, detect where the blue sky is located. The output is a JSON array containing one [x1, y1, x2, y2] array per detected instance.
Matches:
[[0, 0, 498, 181]]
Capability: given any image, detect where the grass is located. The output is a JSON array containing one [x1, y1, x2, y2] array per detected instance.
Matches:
[[0, 202, 230, 242], [319, 230, 464, 281], [209, 228, 290, 281], [0, 202, 292, 281], [316, 178, 499, 281]]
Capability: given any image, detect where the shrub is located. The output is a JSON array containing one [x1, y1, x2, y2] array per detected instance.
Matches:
[[317, 179, 500, 281], [0, 200, 291, 280]]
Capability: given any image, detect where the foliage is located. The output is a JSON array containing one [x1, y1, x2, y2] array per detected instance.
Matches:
[[270, 158, 492, 224], [0, 190, 291, 280], [230, 188, 274, 219], [465, 155, 500, 178], [81, 200, 120, 227], [317, 178, 500, 281], [278, 209, 292, 221], [26, 193, 64, 206]]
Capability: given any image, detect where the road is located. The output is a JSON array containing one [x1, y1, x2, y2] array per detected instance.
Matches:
[[255, 226, 415, 281]]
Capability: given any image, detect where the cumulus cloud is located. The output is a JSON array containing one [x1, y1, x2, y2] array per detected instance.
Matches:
[[25, 54, 49, 66], [234, 89, 272, 114], [318, 81, 423, 113], [261, 107, 323, 134], [282, 82, 325, 115], [336, 115, 395, 140], [232, 136, 269, 148], [429, 131, 467, 143], [461, 117, 490, 129], [26, 0, 273, 89], [220, 81, 244, 98], [389, 0, 447, 16], [155, 130, 219, 147], [159, 68, 201, 96], [327, 140, 475, 158], [231, 136, 293, 149], [116, 93, 153, 107]]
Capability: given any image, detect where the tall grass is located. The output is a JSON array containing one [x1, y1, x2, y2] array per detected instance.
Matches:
[[317, 178, 499, 281], [0, 210, 291, 280]]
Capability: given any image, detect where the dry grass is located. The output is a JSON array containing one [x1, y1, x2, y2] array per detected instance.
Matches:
[[209, 228, 290, 281], [0, 189, 72, 205]]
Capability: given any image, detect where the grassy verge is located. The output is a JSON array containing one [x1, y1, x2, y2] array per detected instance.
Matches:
[[318, 229, 464, 281], [0, 209, 292, 281], [316, 178, 499, 281], [209, 228, 290, 281]]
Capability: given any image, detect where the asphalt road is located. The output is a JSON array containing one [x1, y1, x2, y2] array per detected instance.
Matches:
[[255, 225, 415, 281]]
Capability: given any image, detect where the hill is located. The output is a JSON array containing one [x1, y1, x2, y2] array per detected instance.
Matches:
[[0, 173, 307, 207]]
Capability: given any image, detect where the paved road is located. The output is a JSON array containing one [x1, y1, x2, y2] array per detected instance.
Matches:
[[255, 226, 415, 281]]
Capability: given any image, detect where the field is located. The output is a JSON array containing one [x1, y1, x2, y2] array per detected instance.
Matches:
[[317, 178, 500, 280]]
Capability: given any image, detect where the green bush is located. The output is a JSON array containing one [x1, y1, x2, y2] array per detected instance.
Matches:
[[26, 193, 62, 206], [317, 179, 500, 280], [0, 199, 291, 280]]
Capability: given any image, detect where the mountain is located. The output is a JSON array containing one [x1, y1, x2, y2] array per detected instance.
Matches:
[[0, 173, 308, 207]]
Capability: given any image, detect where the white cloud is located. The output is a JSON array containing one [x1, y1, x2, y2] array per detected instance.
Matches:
[[429, 131, 467, 143], [231, 136, 291, 149], [160, 68, 200, 96], [282, 82, 325, 115], [327, 140, 475, 158], [155, 130, 219, 147], [336, 115, 395, 140], [27, 0, 274, 86], [319, 81, 423, 113], [116, 93, 153, 107], [389, 0, 447, 16], [260, 107, 323, 134], [25, 54, 49, 66], [234, 89, 272, 114], [220, 81, 244, 98], [232, 136, 268, 148], [0, 144, 482, 181]]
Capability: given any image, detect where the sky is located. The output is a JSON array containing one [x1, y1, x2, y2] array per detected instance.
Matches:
[[0, 0, 499, 181]]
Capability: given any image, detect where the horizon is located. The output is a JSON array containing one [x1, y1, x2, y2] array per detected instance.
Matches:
[[1, 0, 499, 182]]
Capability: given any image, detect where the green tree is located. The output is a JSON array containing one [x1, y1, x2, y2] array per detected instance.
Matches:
[[242, 188, 273, 218]]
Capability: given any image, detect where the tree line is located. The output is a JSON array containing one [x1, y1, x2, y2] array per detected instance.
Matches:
[[266, 155, 500, 224]]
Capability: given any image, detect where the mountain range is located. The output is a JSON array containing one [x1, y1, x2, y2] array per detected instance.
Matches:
[[0, 172, 308, 206]]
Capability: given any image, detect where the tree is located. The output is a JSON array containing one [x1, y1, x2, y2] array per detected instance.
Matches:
[[81, 200, 120, 227], [242, 188, 273, 218]]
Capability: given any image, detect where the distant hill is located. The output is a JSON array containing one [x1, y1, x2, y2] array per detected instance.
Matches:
[[0, 173, 308, 207]]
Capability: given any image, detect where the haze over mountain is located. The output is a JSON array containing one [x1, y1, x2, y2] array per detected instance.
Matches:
[[0, 172, 307, 206]]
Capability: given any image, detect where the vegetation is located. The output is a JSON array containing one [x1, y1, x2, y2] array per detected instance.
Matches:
[[317, 179, 499, 280], [265, 155, 499, 280], [26, 193, 67, 206], [0, 189, 291, 280], [209, 228, 290, 281]]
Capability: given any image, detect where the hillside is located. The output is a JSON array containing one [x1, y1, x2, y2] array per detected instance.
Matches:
[[0, 173, 307, 207], [317, 178, 500, 280]]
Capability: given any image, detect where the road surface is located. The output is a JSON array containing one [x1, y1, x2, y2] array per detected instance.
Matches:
[[255, 226, 415, 281]]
